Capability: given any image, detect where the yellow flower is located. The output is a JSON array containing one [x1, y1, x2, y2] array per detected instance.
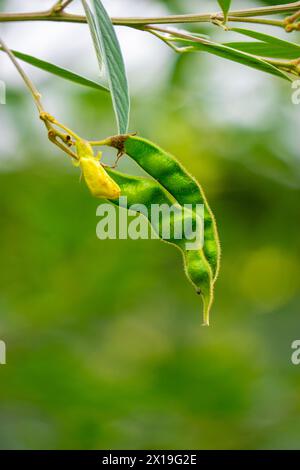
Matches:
[[75, 139, 121, 199]]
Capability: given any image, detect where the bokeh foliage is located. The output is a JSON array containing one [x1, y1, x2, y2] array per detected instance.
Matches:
[[0, 0, 300, 450]]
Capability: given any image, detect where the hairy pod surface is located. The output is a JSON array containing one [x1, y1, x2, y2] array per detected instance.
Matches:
[[108, 135, 220, 283], [107, 168, 215, 326]]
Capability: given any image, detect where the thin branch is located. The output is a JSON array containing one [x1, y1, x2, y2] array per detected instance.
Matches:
[[285, 9, 300, 24], [51, 0, 76, 14], [144, 25, 215, 44], [225, 16, 285, 27], [0, 37, 79, 159], [222, 1, 300, 18], [0, 2, 299, 26], [62, 0, 76, 9], [284, 9, 300, 31], [0, 36, 44, 113], [264, 57, 299, 75], [113, 2, 300, 24], [0, 10, 52, 23], [148, 29, 184, 53]]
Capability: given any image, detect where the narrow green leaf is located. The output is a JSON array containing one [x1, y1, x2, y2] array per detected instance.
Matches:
[[174, 37, 292, 81], [82, 0, 130, 134], [217, 0, 232, 20], [232, 27, 300, 49], [230, 27, 300, 59], [81, 0, 103, 71], [0, 47, 109, 92], [223, 41, 300, 60]]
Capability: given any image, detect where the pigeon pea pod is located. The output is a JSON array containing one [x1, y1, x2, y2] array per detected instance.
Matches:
[[106, 135, 220, 282], [41, 115, 218, 322], [106, 168, 214, 325]]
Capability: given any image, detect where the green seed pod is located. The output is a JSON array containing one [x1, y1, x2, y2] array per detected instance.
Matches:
[[106, 168, 214, 325], [107, 135, 220, 282]]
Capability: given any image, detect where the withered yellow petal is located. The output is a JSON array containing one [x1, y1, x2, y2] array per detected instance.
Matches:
[[80, 157, 121, 199]]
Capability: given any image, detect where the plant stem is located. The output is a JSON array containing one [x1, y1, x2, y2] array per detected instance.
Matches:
[[90, 138, 114, 147], [144, 26, 215, 45], [52, 0, 75, 13], [148, 29, 184, 53], [283, 9, 300, 24], [0, 36, 44, 114], [0, 37, 79, 159], [284, 9, 300, 31], [0, 2, 299, 26], [264, 57, 300, 75], [41, 112, 82, 141], [225, 16, 285, 27]]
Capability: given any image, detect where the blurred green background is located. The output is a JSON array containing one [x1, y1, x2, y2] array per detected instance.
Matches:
[[0, 0, 300, 450]]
